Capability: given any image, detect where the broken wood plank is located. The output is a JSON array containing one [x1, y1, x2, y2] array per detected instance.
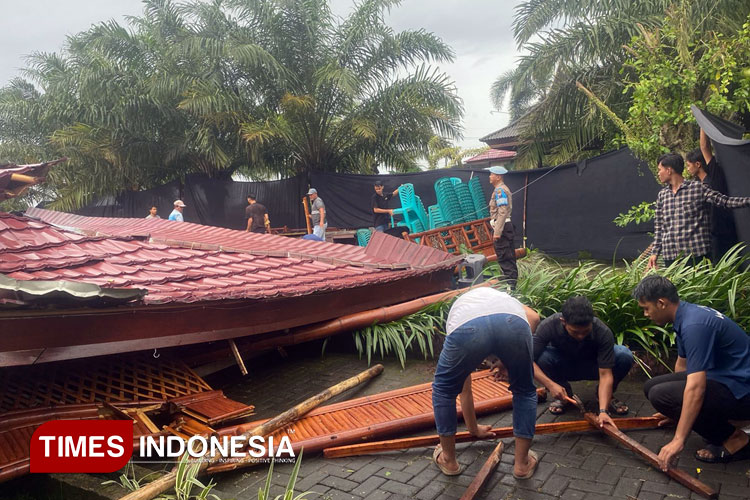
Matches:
[[322, 416, 662, 458], [118, 364, 384, 500], [228, 339, 248, 375], [460, 441, 503, 500]]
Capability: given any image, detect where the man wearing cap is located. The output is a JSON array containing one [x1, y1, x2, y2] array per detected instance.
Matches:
[[169, 200, 186, 222], [371, 181, 399, 232], [245, 194, 269, 234], [307, 188, 327, 240], [487, 166, 518, 288]]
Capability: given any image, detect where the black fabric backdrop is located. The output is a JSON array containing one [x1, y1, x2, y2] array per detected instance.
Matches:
[[310, 148, 660, 260], [77, 174, 307, 229], [182, 174, 307, 230], [692, 106, 750, 253], [75, 148, 667, 259]]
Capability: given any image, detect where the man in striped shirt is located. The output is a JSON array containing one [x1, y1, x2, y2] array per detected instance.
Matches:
[[647, 153, 750, 269]]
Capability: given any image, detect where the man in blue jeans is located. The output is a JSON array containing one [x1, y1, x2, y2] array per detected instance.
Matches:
[[533, 296, 634, 428], [432, 287, 541, 479]]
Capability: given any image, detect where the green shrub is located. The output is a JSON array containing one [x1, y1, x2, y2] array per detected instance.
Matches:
[[351, 245, 750, 374], [514, 245, 750, 374]]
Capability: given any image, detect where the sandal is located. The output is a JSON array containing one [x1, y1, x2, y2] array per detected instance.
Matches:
[[433, 445, 463, 476], [608, 398, 629, 415], [548, 399, 566, 415], [513, 450, 539, 479], [695, 441, 750, 464]]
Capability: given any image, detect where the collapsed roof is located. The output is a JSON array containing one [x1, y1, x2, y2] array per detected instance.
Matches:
[[0, 210, 459, 366]]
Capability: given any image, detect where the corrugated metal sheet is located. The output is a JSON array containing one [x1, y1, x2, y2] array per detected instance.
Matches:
[[2, 212, 459, 306], [464, 149, 517, 163], [480, 119, 523, 143], [365, 230, 458, 267], [26, 208, 406, 266]]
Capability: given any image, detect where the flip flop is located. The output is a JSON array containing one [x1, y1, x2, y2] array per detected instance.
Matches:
[[695, 440, 750, 464], [513, 450, 539, 480], [548, 399, 566, 415], [433, 445, 463, 476], [608, 398, 629, 415]]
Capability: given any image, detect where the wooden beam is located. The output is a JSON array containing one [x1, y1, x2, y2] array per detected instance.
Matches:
[[460, 441, 503, 500], [322, 416, 662, 458], [563, 396, 717, 500]]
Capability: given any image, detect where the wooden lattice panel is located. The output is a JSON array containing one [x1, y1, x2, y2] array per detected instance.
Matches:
[[209, 370, 547, 473], [0, 356, 211, 413]]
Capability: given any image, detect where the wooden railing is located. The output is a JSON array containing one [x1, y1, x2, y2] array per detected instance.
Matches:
[[404, 217, 495, 257]]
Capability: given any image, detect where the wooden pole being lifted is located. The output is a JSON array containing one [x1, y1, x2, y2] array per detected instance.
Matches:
[[119, 364, 385, 500], [460, 441, 503, 500], [323, 416, 663, 458], [302, 196, 312, 234], [564, 396, 718, 499]]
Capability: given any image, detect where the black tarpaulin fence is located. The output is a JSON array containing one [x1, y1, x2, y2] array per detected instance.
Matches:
[[691, 105, 750, 253], [75, 148, 670, 260]]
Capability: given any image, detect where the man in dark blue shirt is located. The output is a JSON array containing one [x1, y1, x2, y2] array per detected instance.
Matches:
[[635, 275, 750, 470]]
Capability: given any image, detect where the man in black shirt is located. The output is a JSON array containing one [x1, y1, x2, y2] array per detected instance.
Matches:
[[245, 194, 269, 234], [371, 180, 399, 232], [684, 128, 739, 262], [533, 296, 634, 427]]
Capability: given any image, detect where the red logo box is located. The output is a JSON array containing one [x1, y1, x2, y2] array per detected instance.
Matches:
[[30, 420, 133, 473]]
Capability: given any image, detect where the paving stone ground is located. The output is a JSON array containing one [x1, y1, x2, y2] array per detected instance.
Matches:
[[6, 346, 746, 500], [207, 348, 750, 500]]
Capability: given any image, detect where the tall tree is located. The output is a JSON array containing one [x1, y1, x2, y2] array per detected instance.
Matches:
[[491, 0, 750, 170], [0, 0, 462, 211]]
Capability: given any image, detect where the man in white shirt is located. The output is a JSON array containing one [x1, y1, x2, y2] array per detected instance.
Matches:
[[432, 287, 541, 479]]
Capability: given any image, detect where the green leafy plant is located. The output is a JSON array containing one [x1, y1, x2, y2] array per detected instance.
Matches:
[[613, 201, 656, 227], [352, 300, 451, 368], [350, 245, 750, 375], [102, 462, 162, 492], [154, 455, 220, 500], [258, 451, 311, 500], [624, 8, 750, 169], [513, 245, 750, 375]]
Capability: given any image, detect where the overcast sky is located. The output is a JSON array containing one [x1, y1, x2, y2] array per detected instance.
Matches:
[[1, 0, 522, 149]]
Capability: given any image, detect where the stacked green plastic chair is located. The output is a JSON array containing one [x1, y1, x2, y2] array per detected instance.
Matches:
[[434, 178, 463, 225], [454, 181, 477, 222], [468, 177, 490, 218], [428, 204, 449, 229], [356, 228, 372, 247], [414, 195, 429, 230]]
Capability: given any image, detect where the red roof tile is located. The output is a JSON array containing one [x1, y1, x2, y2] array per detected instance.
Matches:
[[464, 149, 517, 164], [3, 211, 459, 306]]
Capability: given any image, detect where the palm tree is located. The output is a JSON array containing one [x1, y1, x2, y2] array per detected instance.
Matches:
[[491, 0, 750, 169], [0, 0, 463, 210]]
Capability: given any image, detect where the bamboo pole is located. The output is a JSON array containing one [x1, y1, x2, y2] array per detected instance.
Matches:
[[233, 280, 497, 354], [119, 364, 384, 500], [322, 416, 662, 458], [565, 397, 718, 499], [10, 173, 38, 184], [460, 441, 503, 500]]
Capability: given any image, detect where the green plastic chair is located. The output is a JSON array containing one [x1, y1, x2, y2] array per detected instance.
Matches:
[[356, 228, 372, 247]]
